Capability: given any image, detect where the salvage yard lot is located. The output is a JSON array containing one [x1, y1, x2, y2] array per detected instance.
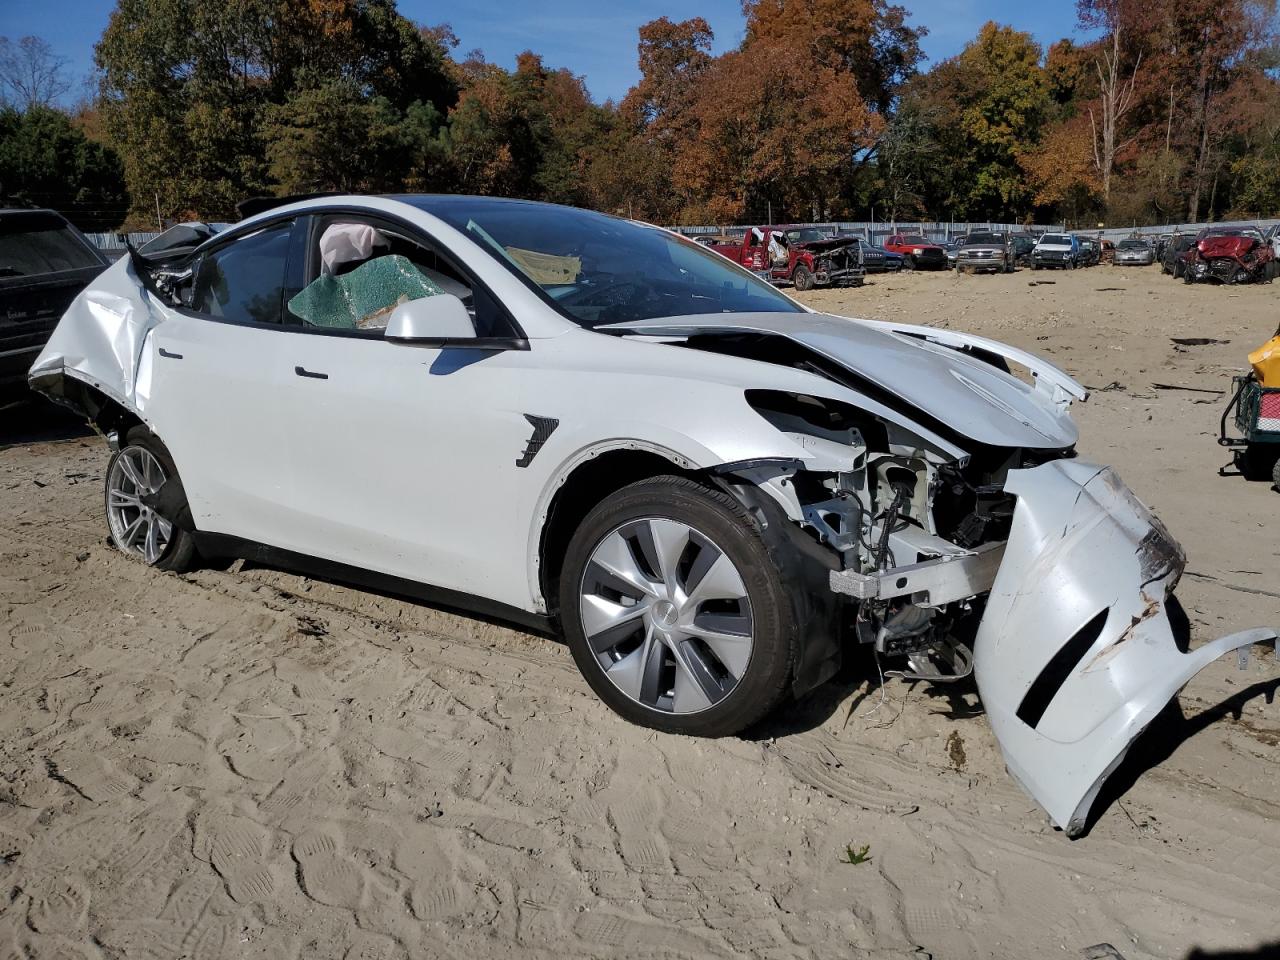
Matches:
[[1, 267, 1277, 959]]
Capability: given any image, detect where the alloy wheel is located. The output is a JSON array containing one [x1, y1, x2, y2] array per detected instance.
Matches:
[[106, 445, 173, 565], [578, 517, 754, 715]]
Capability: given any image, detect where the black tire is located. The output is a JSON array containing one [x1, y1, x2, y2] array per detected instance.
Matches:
[[792, 265, 814, 292], [1240, 443, 1280, 483], [104, 426, 198, 571], [901, 255, 915, 271], [559, 475, 798, 737], [1273, 456, 1280, 492]]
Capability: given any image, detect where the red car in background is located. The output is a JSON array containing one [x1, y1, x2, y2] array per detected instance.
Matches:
[[883, 233, 947, 269], [707, 226, 864, 290], [1182, 226, 1276, 284]]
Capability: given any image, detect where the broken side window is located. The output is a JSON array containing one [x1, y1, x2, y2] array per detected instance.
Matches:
[[288, 254, 446, 331]]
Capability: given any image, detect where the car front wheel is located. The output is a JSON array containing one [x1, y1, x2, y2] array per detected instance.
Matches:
[[104, 427, 197, 570], [559, 476, 797, 737]]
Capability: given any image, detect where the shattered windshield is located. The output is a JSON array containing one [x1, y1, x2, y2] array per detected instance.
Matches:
[[1039, 234, 1073, 245], [406, 197, 803, 328]]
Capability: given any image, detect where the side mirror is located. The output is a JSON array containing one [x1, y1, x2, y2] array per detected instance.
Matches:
[[384, 294, 474, 342]]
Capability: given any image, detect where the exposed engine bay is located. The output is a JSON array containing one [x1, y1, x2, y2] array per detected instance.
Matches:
[[602, 313, 1275, 836]]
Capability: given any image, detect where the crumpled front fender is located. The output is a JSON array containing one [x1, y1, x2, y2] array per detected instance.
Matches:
[[974, 459, 1275, 836]]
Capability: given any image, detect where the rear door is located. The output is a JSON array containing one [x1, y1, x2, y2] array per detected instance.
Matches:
[[144, 218, 302, 546]]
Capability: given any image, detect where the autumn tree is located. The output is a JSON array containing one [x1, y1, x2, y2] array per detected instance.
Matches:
[[614, 17, 715, 221], [1076, 0, 1147, 205], [1019, 113, 1101, 225], [95, 0, 457, 224], [0, 105, 129, 230], [741, 0, 924, 113], [902, 23, 1049, 220]]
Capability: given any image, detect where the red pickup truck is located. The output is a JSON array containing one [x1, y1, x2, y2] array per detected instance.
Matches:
[[708, 226, 864, 290], [883, 233, 948, 270]]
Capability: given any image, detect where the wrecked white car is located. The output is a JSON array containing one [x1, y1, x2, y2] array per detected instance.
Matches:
[[28, 195, 1275, 836]]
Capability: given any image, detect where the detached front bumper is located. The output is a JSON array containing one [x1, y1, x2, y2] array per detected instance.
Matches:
[[973, 460, 1274, 836]]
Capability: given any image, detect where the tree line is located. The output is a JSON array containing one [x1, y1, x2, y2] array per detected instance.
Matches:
[[1, 0, 1278, 232]]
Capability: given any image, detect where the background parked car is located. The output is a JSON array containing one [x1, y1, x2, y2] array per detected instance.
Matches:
[[1182, 225, 1274, 284], [943, 237, 963, 269], [1010, 233, 1038, 266], [1076, 237, 1101, 266], [1161, 233, 1195, 277], [834, 234, 904, 272], [1031, 233, 1080, 269], [1, 208, 109, 399], [694, 233, 742, 249], [709, 226, 864, 289], [954, 230, 1014, 273], [884, 233, 947, 269], [1113, 238, 1155, 266]]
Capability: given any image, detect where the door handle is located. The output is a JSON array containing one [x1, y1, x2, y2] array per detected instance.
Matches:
[[158, 347, 183, 359], [294, 365, 328, 380]]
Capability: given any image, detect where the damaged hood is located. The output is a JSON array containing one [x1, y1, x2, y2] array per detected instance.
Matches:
[[600, 312, 1082, 450], [1196, 235, 1257, 258]]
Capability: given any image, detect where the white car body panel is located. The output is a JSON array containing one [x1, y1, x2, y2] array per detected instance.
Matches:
[[27, 195, 1276, 835], [974, 459, 1273, 835]]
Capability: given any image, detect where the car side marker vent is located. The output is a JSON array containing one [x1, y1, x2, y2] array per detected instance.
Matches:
[[516, 415, 559, 468], [1016, 608, 1110, 729]]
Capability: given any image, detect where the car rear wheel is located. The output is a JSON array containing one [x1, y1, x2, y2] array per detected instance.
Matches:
[[104, 427, 197, 571], [559, 476, 797, 737], [792, 265, 814, 291]]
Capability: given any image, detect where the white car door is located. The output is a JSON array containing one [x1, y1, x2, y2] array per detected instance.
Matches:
[[268, 214, 538, 600], [144, 219, 302, 547]]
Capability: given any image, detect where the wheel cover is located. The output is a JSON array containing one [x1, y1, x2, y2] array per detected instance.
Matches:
[[579, 518, 754, 715], [106, 445, 173, 565]]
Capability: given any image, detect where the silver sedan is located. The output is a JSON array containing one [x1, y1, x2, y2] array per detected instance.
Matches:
[[1113, 240, 1155, 265]]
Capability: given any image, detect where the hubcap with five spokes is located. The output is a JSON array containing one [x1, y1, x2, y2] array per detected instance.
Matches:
[[579, 517, 754, 715]]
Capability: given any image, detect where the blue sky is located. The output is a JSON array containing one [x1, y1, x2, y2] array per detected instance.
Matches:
[[4, 0, 1087, 105]]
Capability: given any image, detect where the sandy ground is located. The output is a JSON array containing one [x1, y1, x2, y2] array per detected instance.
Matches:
[[1, 264, 1278, 960]]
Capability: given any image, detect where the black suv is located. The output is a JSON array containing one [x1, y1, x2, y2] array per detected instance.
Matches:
[[0, 209, 108, 396], [1160, 233, 1195, 278]]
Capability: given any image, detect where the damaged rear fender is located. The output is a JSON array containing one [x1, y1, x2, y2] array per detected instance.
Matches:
[[974, 459, 1276, 836], [27, 255, 161, 418]]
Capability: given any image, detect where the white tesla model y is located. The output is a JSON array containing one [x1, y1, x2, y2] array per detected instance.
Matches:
[[30, 194, 1273, 836]]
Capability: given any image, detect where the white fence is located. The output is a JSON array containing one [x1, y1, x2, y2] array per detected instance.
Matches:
[[669, 221, 1064, 244]]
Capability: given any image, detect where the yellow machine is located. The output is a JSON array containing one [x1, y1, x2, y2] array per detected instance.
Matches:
[[1221, 327, 1280, 489], [1249, 332, 1280, 388]]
